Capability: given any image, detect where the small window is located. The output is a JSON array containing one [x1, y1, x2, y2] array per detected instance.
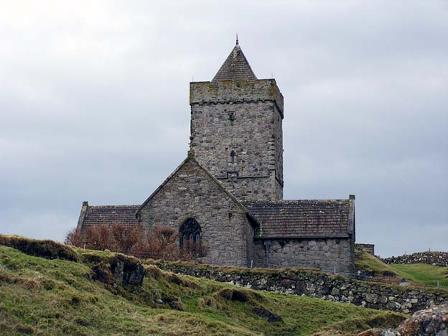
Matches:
[[228, 112, 235, 125], [230, 150, 236, 163]]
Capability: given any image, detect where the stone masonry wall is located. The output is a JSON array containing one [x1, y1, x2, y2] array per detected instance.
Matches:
[[356, 243, 375, 255], [190, 80, 284, 112], [218, 173, 279, 203], [383, 251, 448, 267], [254, 238, 354, 276], [189, 80, 283, 202], [138, 158, 254, 267], [154, 261, 448, 314]]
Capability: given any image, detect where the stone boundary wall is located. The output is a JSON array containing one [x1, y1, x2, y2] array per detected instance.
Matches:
[[154, 261, 448, 314], [383, 252, 448, 267]]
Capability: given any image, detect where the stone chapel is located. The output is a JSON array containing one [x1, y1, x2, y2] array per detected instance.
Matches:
[[77, 40, 356, 275]]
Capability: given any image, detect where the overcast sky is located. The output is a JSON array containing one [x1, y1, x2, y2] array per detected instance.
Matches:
[[1, 1, 447, 257]]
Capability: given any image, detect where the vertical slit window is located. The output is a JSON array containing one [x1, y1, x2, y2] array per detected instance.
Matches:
[[230, 150, 236, 164]]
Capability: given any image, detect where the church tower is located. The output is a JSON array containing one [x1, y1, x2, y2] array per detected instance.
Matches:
[[189, 40, 284, 202]]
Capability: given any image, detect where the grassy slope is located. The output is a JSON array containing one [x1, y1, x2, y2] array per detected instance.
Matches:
[[355, 248, 448, 290], [355, 248, 399, 278], [0, 245, 405, 336], [389, 264, 448, 289]]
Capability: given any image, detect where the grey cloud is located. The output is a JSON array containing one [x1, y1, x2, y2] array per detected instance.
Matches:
[[0, 0, 447, 256]]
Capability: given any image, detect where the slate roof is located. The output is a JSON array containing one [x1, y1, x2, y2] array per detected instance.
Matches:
[[78, 198, 354, 241], [79, 205, 140, 228], [212, 42, 257, 81], [245, 200, 354, 239]]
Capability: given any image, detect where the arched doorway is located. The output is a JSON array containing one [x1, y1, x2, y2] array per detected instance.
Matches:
[[179, 218, 203, 256]]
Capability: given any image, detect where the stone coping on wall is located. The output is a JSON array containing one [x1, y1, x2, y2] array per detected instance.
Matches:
[[150, 260, 448, 314]]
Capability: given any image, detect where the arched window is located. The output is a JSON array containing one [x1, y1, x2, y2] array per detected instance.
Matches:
[[179, 218, 201, 249]]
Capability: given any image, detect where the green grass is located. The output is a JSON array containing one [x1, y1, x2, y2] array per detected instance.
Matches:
[[355, 248, 399, 278], [389, 264, 448, 289], [355, 248, 448, 290], [0, 239, 406, 336]]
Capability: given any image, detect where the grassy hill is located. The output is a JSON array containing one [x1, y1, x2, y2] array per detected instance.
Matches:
[[389, 264, 448, 289], [0, 236, 405, 336], [355, 248, 400, 279], [355, 248, 448, 290]]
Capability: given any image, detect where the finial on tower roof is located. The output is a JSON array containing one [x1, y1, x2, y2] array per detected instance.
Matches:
[[212, 36, 257, 81]]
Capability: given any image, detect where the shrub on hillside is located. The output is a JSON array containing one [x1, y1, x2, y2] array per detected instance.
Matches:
[[0, 235, 79, 261], [65, 224, 206, 261]]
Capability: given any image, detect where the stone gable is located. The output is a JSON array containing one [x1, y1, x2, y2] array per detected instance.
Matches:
[[137, 156, 257, 267]]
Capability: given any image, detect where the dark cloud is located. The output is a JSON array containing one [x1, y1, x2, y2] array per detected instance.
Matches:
[[1, 1, 447, 256]]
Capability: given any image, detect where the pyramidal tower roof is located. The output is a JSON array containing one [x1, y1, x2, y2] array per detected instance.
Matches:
[[212, 38, 257, 82]]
